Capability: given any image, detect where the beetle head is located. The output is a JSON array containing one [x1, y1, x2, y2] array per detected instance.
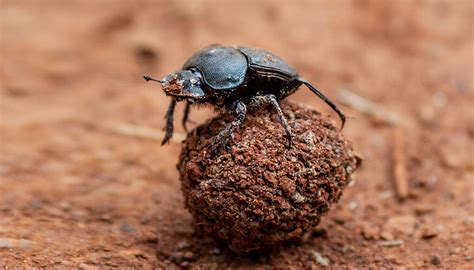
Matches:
[[157, 70, 206, 101]]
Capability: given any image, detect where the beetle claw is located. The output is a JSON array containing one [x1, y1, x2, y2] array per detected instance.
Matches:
[[161, 132, 172, 145]]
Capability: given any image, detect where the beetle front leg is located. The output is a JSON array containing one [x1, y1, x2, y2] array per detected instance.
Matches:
[[181, 101, 192, 132], [162, 99, 176, 145], [210, 100, 247, 155]]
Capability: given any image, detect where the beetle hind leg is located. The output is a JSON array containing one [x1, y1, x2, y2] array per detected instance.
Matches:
[[266, 95, 293, 148], [298, 77, 346, 130]]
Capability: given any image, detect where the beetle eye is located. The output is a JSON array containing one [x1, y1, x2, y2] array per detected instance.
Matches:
[[195, 80, 201, 86]]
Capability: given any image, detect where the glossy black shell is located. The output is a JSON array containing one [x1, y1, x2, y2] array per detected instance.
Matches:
[[182, 44, 298, 91], [183, 44, 248, 90], [237, 46, 298, 80]]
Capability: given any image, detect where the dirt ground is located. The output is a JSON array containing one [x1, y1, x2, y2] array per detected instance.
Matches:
[[1, 0, 473, 268]]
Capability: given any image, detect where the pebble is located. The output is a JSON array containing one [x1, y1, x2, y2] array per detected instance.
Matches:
[[121, 249, 147, 258], [439, 133, 471, 169], [380, 231, 394, 241], [59, 201, 72, 211], [291, 191, 306, 203], [333, 208, 353, 225], [430, 255, 442, 266], [347, 201, 358, 210], [463, 216, 474, 226], [120, 223, 136, 234], [448, 247, 461, 255], [176, 240, 191, 250], [420, 226, 437, 239], [313, 228, 328, 239], [386, 254, 402, 265], [182, 251, 195, 260], [311, 251, 330, 266], [169, 252, 185, 264], [384, 214, 416, 235], [414, 203, 435, 216], [361, 223, 380, 240], [209, 247, 220, 255], [169, 251, 195, 264], [333, 217, 346, 225]]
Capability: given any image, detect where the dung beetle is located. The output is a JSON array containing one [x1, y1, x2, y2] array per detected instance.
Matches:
[[144, 44, 345, 153]]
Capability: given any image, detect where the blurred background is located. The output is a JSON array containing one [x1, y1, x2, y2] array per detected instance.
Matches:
[[1, 0, 473, 268]]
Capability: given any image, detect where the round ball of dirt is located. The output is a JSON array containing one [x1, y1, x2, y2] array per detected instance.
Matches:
[[178, 101, 359, 253]]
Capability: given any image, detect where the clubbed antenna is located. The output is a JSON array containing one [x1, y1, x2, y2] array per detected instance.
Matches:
[[143, 75, 163, 83]]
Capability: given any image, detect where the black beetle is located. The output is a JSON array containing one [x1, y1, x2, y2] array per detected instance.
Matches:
[[144, 44, 345, 153]]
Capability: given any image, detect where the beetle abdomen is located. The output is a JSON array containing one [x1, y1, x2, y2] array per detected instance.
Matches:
[[183, 44, 248, 90]]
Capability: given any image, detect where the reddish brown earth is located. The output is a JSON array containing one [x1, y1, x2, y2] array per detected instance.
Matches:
[[1, 0, 473, 268]]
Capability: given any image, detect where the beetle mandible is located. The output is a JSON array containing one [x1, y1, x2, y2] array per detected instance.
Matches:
[[144, 44, 345, 154]]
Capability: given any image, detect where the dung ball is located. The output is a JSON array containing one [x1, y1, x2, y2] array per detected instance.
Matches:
[[178, 101, 359, 253]]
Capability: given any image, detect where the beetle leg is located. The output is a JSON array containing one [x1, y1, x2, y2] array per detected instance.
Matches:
[[266, 95, 293, 148], [210, 100, 247, 155], [298, 78, 346, 130], [181, 102, 193, 132], [162, 99, 176, 145]]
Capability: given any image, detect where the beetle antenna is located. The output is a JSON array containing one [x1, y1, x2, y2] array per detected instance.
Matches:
[[298, 78, 346, 130], [143, 75, 163, 83]]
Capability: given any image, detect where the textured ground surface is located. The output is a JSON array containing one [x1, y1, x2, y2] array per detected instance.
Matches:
[[1, 0, 473, 268]]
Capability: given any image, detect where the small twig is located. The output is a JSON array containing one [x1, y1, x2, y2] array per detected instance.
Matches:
[[377, 239, 404, 247], [110, 123, 186, 144], [0, 238, 31, 248], [392, 127, 408, 200], [338, 89, 407, 127]]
